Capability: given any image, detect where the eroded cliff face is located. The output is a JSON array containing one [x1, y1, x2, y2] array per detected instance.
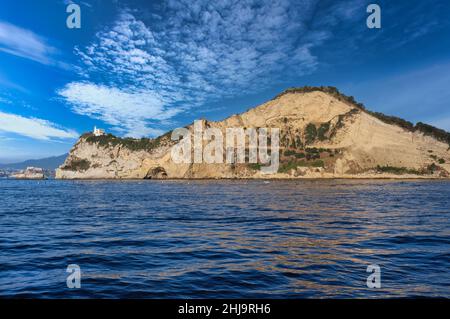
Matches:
[[56, 133, 173, 179], [56, 88, 450, 179]]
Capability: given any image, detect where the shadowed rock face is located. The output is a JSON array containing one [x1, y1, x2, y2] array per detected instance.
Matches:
[[56, 88, 450, 179], [144, 167, 168, 179]]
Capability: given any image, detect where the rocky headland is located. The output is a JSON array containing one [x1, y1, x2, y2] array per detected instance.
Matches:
[[56, 87, 450, 179]]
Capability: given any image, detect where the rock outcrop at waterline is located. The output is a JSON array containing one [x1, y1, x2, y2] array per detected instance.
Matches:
[[56, 87, 450, 179], [11, 167, 45, 179]]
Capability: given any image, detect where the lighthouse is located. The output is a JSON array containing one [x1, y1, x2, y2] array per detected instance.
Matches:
[[93, 126, 105, 136]]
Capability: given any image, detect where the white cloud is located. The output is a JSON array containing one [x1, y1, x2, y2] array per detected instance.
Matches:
[[63, 1, 397, 137], [0, 21, 65, 67], [57, 82, 182, 137], [0, 111, 78, 140], [59, 2, 328, 136]]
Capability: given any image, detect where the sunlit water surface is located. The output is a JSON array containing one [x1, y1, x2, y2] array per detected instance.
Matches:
[[0, 179, 449, 298]]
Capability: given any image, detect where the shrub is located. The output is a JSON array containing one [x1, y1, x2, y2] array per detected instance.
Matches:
[[85, 133, 167, 152], [272, 86, 450, 146], [376, 165, 421, 175], [290, 138, 297, 148], [62, 158, 90, 171], [248, 163, 262, 170], [278, 159, 324, 173], [415, 122, 450, 146], [295, 136, 303, 148], [426, 163, 439, 174], [280, 134, 289, 148], [305, 148, 320, 159], [305, 123, 317, 144], [317, 123, 330, 141], [278, 160, 307, 173], [367, 111, 414, 131], [284, 150, 296, 156], [311, 160, 325, 167], [439, 158, 446, 164], [330, 109, 360, 136]]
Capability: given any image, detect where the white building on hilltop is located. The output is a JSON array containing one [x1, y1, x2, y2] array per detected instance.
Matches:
[[93, 126, 105, 136]]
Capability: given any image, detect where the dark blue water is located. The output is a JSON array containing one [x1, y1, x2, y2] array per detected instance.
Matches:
[[0, 179, 449, 298]]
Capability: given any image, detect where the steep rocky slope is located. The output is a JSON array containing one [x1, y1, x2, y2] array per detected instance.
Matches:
[[56, 87, 450, 179]]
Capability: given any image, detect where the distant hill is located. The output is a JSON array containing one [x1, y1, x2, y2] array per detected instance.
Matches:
[[0, 154, 68, 170]]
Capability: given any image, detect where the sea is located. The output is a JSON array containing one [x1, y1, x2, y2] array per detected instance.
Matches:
[[0, 179, 449, 298]]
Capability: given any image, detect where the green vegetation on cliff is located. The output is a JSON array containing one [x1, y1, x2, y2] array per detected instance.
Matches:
[[305, 123, 317, 144], [275, 86, 450, 146], [317, 122, 330, 141], [376, 164, 441, 175], [61, 158, 91, 171], [278, 159, 324, 173], [83, 132, 172, 152], [415, 122, 450, 145], [375, 165, 421, 175]]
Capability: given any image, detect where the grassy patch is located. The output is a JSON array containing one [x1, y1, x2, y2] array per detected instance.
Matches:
[[278, 159, 324, 173], [247, 163, 262, 170], [85, 133, 168, 152], [426, 163, 439, 173], [310, 160, 325, 167], [416, 122, 450, 146], [283, 149, 306, 159], [376, 165, 421, 175], [284, 150, 296, 156], [273, 86, 450, 146], [317, 122, 330, 141], [61, 158, 91, 171], [305, 123, 317, 144]]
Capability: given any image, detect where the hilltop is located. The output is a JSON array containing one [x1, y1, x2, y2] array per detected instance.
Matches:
[[56, 87, 450, 179]]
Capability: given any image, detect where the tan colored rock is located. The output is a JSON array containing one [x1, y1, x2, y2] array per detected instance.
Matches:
[[56, 88, 450, 179]]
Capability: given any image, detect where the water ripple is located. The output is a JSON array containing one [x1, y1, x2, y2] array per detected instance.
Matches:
[[0, 179, 449, 298]]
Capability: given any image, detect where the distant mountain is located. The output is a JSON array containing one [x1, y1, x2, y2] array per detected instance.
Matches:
[[0, 154, 68, 170]]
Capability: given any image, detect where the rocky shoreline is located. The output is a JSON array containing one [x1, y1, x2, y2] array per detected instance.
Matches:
[[10, 167, 46, 180]]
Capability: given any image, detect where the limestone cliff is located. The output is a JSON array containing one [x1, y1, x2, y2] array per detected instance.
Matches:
[[56, 87, 450, 179]]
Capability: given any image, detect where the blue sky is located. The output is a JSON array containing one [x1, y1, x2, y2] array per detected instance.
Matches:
[[1, 0, 450, 162]]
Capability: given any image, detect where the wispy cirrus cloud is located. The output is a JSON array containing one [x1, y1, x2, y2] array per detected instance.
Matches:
[[58, 82, 182, 137], [58, 0, 447, 137], [59, 0, 326, 137], [0, 21, 66, 67], [0, 111, 78, 140]]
